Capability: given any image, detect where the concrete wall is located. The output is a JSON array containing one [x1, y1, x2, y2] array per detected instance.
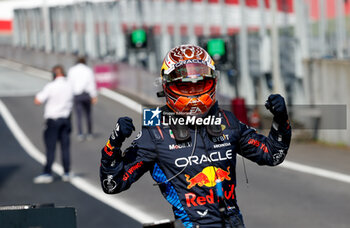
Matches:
[[0, 45, 76, 71], [303, 59, 350, 145]]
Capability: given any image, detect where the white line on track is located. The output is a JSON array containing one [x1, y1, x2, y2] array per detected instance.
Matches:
[[281, 160, 350, 184], [0, 99, 157, 224], [99, 88, 142, 114]]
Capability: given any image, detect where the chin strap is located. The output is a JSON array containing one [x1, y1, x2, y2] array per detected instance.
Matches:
[[206, 124, 222, 137], [170, 123, 191, 141]]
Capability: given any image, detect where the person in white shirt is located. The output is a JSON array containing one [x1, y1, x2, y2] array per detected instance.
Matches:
[[67, 57, 97, 141], [33, 65, 74, 184]]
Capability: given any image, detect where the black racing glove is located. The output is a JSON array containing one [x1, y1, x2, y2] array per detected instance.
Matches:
[[102, 117, 135, 160], [110, 117, 135, 146], [265, 94, 289, 125]]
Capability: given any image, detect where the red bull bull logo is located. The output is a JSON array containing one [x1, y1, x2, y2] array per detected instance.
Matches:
[[184, 166, 231, 189]]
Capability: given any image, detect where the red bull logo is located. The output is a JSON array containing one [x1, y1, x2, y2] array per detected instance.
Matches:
[[184, 166, 231, 189]]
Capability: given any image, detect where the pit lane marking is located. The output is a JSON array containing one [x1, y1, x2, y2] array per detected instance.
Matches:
[[280, 160, 350, 184], [99, 88, 142, 114]]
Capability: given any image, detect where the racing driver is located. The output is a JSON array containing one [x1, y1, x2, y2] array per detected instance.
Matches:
[[99, 44, 291, 228]]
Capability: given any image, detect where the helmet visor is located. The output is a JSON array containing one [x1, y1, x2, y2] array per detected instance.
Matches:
[[164, 63, 215, 83], [168, 77, 215, 96]]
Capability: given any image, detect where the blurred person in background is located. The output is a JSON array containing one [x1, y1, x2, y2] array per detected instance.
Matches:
[[33, 65, 73, 184], [99, 45, 291, 228], [68, 57, 98, 141]]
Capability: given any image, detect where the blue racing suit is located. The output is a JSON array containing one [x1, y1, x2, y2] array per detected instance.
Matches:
[[100, 103, 291, 228]]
